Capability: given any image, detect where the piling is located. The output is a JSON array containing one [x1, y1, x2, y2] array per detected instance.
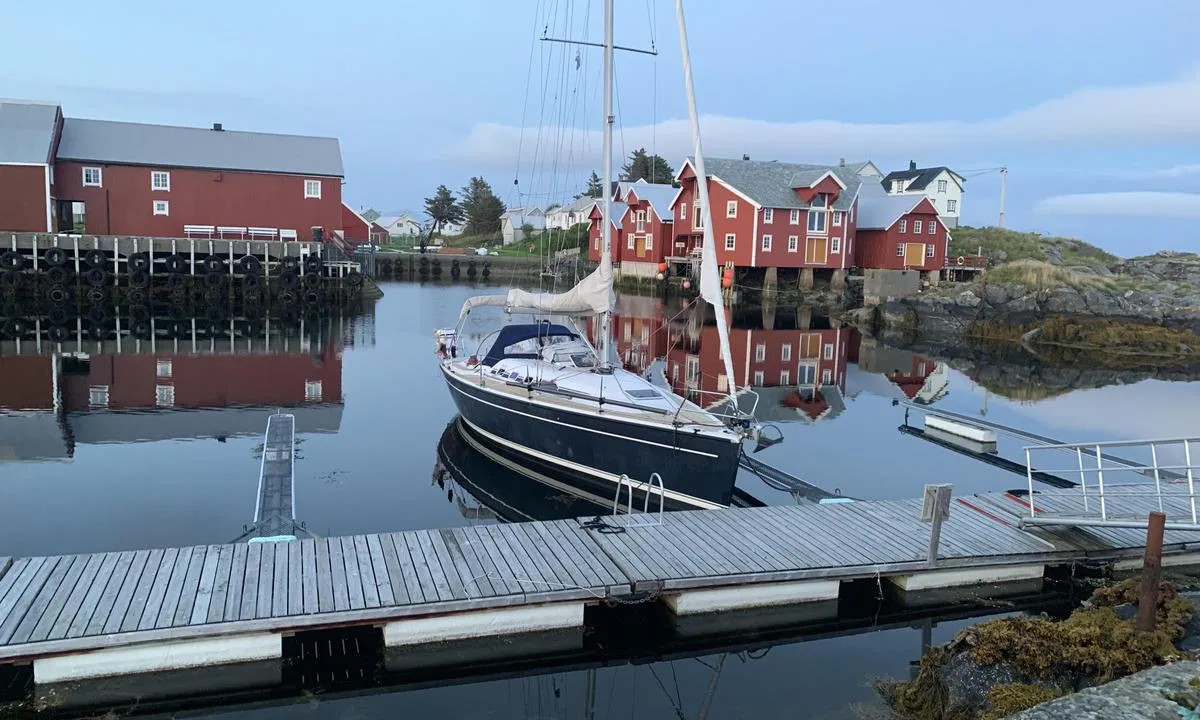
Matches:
[[1136, 511, 1166, 632]]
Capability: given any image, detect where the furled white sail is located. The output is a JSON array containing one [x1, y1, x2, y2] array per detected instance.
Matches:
[[458, 254, 614, 321], [676, 0, 738, 404]]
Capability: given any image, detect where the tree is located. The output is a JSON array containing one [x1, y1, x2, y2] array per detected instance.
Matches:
[[460, 177, 506, 236], [620, 148, 675, 184], [576, 171, 604, 199], [423, 185, 465, 237]]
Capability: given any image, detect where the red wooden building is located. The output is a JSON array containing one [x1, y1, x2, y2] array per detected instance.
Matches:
[[615, 180, 675, 276], [340, 204, 388, 247], [0, 99, 344, 241], [854, 182, 948, 274], [587, 201, 626, 263]]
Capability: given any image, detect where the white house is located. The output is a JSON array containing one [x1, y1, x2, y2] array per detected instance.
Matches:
[[500, 207, 546, 245], [881, 162, 965, 228], [845, 160, 883, 178], [375, 211, 423, 237], [546, 196, 597, 230]]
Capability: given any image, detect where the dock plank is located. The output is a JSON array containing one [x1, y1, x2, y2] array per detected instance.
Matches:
[[445, 527, 494, 598], [0, 559, 31, 613], [366, 535, 396, 606], [414, 531, 457, 602], [255, 542, 276, 620], [487, 524, 550, 593], [659, 517, 739, 576], [315, 539, 334, 612], [328, 537, 350, 612], [46, 554, 105, 641], [400, 532, 438, 603], [238, 543, 262, 621], [684, 512, 769, 573], [301, 539, 320, 614], [68, 553, 122, 638], [272, 542, 290, 617], [287, 542, 303, 616], [340, 537, 366, 610], [139, 548, 181, 631], [375, 533, 409, 606], [0, 558, 52, 644], [190, 546, 222, 625], [517, 523, 583, 591], [425, 530, 468, 600], [351, 536, 378, 608], [157, 547, 196, 628], [105, 551, 151, 634], [14, 556, 81, 645], [207, 545, 236, 624], [120, 548, 165, 633], [463, 526, 520, 596], [173, 546, 209, 627]]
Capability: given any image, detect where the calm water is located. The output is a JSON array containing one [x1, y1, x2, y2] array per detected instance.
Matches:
[[2, 280, 1198, 717]]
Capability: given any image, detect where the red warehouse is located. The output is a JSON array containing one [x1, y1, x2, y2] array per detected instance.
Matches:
[[854, 182, 948, 277], [670, 157, 863, 287], [614, 180, 676, 277], [587, 201, 626, 263], [0, 99, 344, 241]]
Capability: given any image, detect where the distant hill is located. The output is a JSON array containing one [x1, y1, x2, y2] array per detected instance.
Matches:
[[949, 226, 1119, 267]]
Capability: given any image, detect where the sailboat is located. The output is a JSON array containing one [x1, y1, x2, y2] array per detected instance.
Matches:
[[436, 0, 758, 510]]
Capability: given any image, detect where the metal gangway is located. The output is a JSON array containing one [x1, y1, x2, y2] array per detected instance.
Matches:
[[1020, 437, 1200, 531]]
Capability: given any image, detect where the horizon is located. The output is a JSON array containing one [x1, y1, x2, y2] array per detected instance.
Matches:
[[5, 0, 1197, 256]]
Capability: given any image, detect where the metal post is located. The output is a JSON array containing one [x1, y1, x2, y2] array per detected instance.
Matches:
[[1076, 446, 1089, 513], [1025, 448, 1036, 518], [1150, 443, 1163, 513], [1095, 444, 1107, 520], [1136, 511, 1166, 632], [1186, 439, 1196, 525]]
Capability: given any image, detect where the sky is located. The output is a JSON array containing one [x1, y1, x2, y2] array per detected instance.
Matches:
[[4, 0, 1199, 256]]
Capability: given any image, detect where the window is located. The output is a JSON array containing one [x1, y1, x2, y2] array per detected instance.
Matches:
[[787, 235, 798, 252], [763, 208, 774, 223], [726, 200, 737, 218], [780, 370, 790, 386], [686, 356, 699, 382], [624, 322, 632, 342], [641, 326, 650, 343], [305, 380, 323, 402], [896, 243, 905, 257], [155, 384, 175, 408], [761, 234, 772, 251], [49, 166, 54, 185], [929, 220, 936, 235], [937, 179, 948, 193], [645, 234, 653, 251], [754, 343, 766, 362], [918, 362, 927, 376], [693, 204, 704, 230], [823, 343, 834, 360], [822, 368, 832, 384], [898, 219, 907, 233], [627, 234, 635, 250], [82, 167, 102, 187], [680, 202, 687, 220], [304, 179, 322, 199], [832, 211, 842, 227], [753, 371, 764, 386], [892, 180, 904, 193], [913, 220, 923, 234], [156, 359, 172, 378], [636, 210, 646, 232], [797, 365, 816, 385], [89, 385, 109, 408], [807, 195, 827, 233], [151, 171, 170, 191], [153, 200, 169, 216], [831, 236, 841, 254], [724, 233, 736, 251], [926, 243, 935, 257], [789, 209, 800, 225], [781, 344, 792, 362], [947, 199, 957, 213]]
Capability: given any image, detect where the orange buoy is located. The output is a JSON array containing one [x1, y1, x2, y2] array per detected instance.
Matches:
[[721, 277, 733, 288], [658, 262, 668, 272]]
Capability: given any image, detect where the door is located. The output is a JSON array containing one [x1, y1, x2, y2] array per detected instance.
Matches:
[[805, 237, 828, 264], [798, 333, 821, 358], [904, 243, 925, 267], [637, 235, 647, 259]]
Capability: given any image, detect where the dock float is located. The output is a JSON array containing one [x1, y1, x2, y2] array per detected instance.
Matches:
[[0, 490, 1195, 707]]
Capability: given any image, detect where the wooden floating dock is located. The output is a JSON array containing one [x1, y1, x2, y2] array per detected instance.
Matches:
[[0, 489, 1194, 704]]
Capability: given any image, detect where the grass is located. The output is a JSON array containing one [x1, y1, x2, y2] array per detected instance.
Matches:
[[968, 316, 1199, 362], [950, 226, 1120, 267], [981, 259, 1148, 293]]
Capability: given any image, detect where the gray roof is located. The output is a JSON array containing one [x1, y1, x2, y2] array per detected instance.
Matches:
[[0, 100, 59, 164], [881, 165, 962, 190], [563, 196, 598, 213], [58, 118, 343, 177], [624, 181, 677, 221], [856, 181, 927, 230], [693, 157, 861, 212], [594, 200, 626, 227]]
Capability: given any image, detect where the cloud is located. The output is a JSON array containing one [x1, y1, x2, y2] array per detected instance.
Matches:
[[1035, 192, 1200, 218], [449, 66, 1200, 171], [1103, 164, 1200, 180]]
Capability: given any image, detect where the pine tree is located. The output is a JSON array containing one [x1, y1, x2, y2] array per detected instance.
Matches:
[[423, 185, 465, 236], [460, 177, 506, 236], [621, 148, 675, 184], [577, 171, 604, 199]]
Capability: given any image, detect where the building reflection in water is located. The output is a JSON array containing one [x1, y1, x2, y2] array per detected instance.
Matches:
[[0, 314, 367, 462]]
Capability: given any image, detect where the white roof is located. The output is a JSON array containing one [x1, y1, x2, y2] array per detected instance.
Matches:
[[856, 182, 927, 230]]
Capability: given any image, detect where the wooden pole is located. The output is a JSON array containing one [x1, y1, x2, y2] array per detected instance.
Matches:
[[1136, 511, 1166, 632]]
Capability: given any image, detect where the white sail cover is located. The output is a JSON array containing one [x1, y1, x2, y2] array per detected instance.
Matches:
[[458, 255, 614, 321]]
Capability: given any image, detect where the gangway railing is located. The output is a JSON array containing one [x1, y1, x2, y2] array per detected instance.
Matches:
[[1021, 437, 1200, 531]]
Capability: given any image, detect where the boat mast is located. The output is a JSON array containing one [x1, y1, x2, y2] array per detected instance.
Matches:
[[598, 0, 615, 371]]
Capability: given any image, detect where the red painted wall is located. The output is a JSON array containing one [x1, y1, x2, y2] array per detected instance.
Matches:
[[0, 356, 54, 409], [674, 164, 756, 267], [341, 204, 370, 242], [618, 190, 672, 264], [0, 165, 48, 232], [855, 198, 945, 270], [53, 161, 342, 240], [587, 206, 624, 263]]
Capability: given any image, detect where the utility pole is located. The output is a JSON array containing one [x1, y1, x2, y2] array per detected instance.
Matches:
[[998, 166, 1008, 228]]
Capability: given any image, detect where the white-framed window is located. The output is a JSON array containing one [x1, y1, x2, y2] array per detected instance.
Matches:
[[726, 200, 737, 218], [153, 200, 169, 216], [929, 220, 936, 235], [636, 209, 646, 232], [641, 325, 650, 343], [896, 243, 905, 257], [82, 167, 102, 187], [305, 380, 323, 401], [780, 370, 790, 386], [823, 343, 834, 360], [686, 356, 699, 382], [623, 321, 632, 342], [918, 361, 927, 376], [679, 202, 687, 220], [724, 233, 736, 251], [304, 179, 322, 199], [789, 209, 800, 225], [156, 359, 172, 378], [627, 234, 635, 250], [753, 370, 764, 386], [831, 236, 841, 254], [947, 199, 957, 213], [49, 166, 54, 185], [892, 180, 904, 193], [645, 234, 653, 251], [763, 208, 774, 223], [754, 342, 766, 362], [926, 243, 935, 258], [822, 368, 832, 384], [797, 365, 816, 385], [937, 179, 948, 193], [89, 385, 109, 408], [761, 234, 772, 251], [833, 211, 843, 227], [151, 170, 170, 191], [155, 384, 175, 408], [787, 235, 798, 252], [807, 194, 828, 233], [693, 204, 704, 230], [781, 344, 792, 362], [898, 219, 907, 233], [913, 220, 923, 234]]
